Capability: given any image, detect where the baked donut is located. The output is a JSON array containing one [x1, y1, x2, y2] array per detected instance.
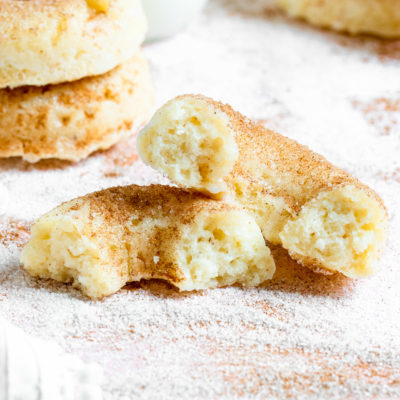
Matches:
[[137, 95, 388, 278], [0, 50, 154, 162], [277, 0, 400, 39], [0, 0, 147, 89], [20, 185, 276, 299]]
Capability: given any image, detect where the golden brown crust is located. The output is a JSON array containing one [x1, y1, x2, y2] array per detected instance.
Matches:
[[22, 183, 276, 298], [148, 95, 387, 277], [53, 185, 237, 286], [0, 50, 154, 162], [84, 184, 233, 229], [197, 95, 387, 274], [0, 0, 147, 88], [186, 94, 385, 213], [277, 0, 400, 39]]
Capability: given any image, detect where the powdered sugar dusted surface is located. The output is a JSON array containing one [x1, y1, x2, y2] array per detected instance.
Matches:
[[1, 0, 400, 398]]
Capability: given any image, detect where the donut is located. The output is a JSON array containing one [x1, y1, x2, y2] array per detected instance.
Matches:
[[0, 0, 147, 89], [20, 185, 276, 299], [137, 95, 388, 278], [0, 50, 154, 162], [277, 0, 400, 38]]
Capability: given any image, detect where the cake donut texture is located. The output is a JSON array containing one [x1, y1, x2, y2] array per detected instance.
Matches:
[[277, 0, 400, 39], [0, 0, 147, 89], [0, 51, 154, 162], [137, 95, 388, 278], [20, 185, 275, 299]]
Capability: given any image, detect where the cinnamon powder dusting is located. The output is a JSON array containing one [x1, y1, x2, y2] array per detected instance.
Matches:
[[377, 168, 400, 184], [353, 98, 400, 137], [101, 135, 140, 169], [0, 219, 30, 248], [0, 0, 399, 399], [375, 40, 400, 63]]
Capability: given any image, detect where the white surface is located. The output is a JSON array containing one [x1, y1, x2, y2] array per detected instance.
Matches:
[[0, 0, 400, 398], [142, 0, 208, 41], [0, 318, 103, 400]]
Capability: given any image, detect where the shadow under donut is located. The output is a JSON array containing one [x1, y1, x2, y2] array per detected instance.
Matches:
[[122, 244, 354, 299], [263, 244, 355, 298]]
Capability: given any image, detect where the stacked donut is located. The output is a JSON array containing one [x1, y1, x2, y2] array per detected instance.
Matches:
[[0, 0, 154, 162], [276, 0, 400, 38]]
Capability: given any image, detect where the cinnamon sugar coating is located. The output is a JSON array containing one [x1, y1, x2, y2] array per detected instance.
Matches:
[[20, 185, 275, 299], [0, 0, 147, 88], [137, 95, 388, 277], [277, 0, 400, 39], [0, 51, 154, 162]]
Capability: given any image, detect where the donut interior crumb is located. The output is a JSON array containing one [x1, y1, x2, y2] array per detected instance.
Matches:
[[137, 96, 239, 197], [136, 95, 388, 278], [280, 186, 387, 277], [21, 186, 275, 299]]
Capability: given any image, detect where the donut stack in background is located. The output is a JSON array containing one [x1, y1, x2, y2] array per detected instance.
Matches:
[[0, 0, 154, 162], [276, 0, 400, 38]]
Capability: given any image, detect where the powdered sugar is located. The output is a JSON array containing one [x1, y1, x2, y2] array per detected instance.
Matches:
[[1, 0, 400, 398], [1, 318, 103, 400]]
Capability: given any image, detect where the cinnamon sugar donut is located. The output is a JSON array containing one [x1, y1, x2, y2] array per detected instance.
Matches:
[[0, 50, 154, 162], [277, 0, 400, 38], [20, 185, 275, 299], [0, 0, 147, 88], [137, 95, 388, 278]]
